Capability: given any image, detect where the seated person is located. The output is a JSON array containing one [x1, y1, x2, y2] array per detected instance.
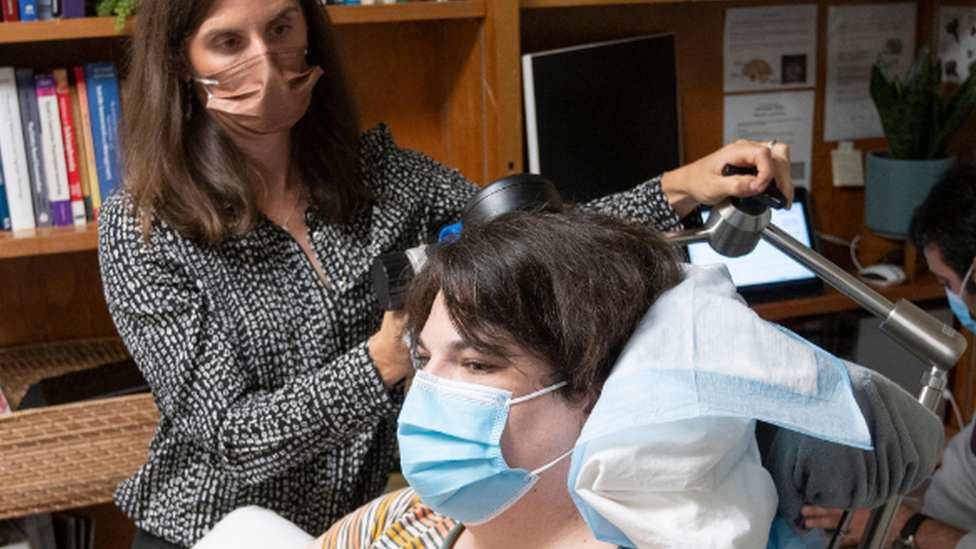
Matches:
[[801, 164, 976, 549], [308, 209, 943, 549]]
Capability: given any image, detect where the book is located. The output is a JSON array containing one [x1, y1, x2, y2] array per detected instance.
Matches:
[[0, 67, 37, 231], [0, 379, 9, 414], [0, 154, 10, 230], [68, 74, 93, 221], [50, 0, 59, 18], [35, 0, 51, 20], [61, 0, 83, 18], [19, 515, 54, 549], [34, 74, 72, 226], [18, 0, 37, 21], [53, 70, 86, 225], [84, 62, 121, 216], [74, 67, 100, 219], [1, 0, 18, 21], [0, 520, 30, 549], [15, 68, 52, 228], [78, 514, 93, 549], [49, 514, 75, 549]]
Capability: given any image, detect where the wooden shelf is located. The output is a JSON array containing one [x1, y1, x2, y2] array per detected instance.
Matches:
[[329, 1, 485, 24], [752, 274, 948, 322], [0, 222, 98, 259], [0, 17, 136, 43], [0, 2, 486, 44], [520, 0, 724, 8]]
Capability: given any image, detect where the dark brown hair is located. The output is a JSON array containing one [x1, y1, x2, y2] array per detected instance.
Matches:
[[909, 163, 976, 292], [121, 0, 370, 244], [404, 209, 683, 404]]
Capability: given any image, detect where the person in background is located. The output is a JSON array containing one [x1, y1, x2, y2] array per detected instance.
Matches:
[[99, 0, 794, 546], [802, 163, 976, 549]]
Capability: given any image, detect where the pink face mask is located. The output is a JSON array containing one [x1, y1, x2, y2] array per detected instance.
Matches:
[[194, 46, 323, 144]]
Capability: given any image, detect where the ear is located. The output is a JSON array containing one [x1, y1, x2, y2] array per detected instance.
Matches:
[[181, 60, 194, 84], [178, 46, 195, 83], [582, 381, 603, 416], [966, 256, 976, 293]]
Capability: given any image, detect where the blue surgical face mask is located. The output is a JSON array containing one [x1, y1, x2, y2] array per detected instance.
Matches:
[[397, 370, 571, 525], [947, 260, 976, 332]]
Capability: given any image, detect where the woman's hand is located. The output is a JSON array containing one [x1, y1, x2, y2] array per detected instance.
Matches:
[[661, 139, 794, 218], [369, 311, 414, 387]]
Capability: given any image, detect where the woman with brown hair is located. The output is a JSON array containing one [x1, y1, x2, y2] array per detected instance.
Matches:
[[98, 0, 794, 546]]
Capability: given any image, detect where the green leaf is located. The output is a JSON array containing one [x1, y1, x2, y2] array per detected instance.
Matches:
[[95, 0, 117, 17], [871, 56, 917, 159], [869, 46, 974, 160], [930, 61, 976, 158]]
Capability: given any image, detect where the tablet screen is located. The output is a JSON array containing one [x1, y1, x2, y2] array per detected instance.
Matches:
[[687, 191, 823, 303]]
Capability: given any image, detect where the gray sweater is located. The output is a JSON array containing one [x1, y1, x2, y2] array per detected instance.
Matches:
[[758, 362, 945, 528], [923, 420, 976, 549]]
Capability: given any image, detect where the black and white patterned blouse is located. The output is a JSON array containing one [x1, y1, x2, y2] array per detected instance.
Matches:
[[97, 124, 690, 546]]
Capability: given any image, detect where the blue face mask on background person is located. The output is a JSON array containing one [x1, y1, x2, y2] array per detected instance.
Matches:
[[397, 370, 571, 525], [946, 260, 976, 333]]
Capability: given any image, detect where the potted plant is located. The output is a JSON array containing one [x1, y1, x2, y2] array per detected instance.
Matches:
[[865, 45, 976, 238]]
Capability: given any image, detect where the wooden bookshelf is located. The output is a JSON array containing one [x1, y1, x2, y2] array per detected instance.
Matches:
[[0, 2, 487, 44], [0, 222, 98, 259]]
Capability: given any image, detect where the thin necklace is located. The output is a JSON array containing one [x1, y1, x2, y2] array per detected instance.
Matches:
[[281, 189, 303, 230]]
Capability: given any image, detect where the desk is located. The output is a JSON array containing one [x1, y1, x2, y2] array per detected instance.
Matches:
[[752, 273, 947, 322]]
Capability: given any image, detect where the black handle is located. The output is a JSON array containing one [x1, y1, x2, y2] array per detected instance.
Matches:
[[722, 164, 787, 211]]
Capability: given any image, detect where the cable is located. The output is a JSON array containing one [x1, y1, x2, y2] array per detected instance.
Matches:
[[943, 388, 968, 429], [814, 232, 865, 271], [850, 235, 865, 272], [967, 341, 975, 425], [817, 233, 853, 248]]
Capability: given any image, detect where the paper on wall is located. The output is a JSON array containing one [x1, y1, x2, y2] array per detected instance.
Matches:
[[939, 6, 976, 84], [724, 91, 815, 190], [724, 5, 818, 92], [831, 141, 865, 187], [823, 3, 916, 142]]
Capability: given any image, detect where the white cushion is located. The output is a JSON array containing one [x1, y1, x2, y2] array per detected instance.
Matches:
[[190, 506, 315, 549]]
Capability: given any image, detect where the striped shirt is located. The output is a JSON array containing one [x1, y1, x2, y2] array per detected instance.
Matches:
[[320, 488, 630, 549], [320, 488, 461, 549]]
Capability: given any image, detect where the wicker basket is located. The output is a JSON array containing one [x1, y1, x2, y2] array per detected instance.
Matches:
[[0, 337, 132, 410], [0, 339, 159, 520]]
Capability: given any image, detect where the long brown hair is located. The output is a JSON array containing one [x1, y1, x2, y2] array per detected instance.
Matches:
[[121, 0, 370, 244]]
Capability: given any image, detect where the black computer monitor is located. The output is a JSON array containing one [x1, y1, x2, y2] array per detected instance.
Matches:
[[522, 34, 681, 202]]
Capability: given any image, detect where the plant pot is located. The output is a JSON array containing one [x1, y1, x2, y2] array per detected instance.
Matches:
[[864, 150, 955, 239]]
